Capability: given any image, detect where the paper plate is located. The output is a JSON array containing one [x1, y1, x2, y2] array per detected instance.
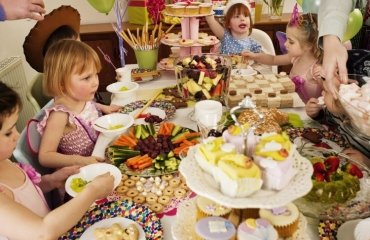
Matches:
[[79, 217, 145, 240], [129, 107, 166, 125], [231, 67, 258, 77], [120, 100, 176, 120], [65, 163, 122, 197], [59, 200, 162, 240]]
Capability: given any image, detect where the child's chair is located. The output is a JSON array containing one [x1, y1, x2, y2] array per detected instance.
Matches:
[[250, 28, 278, 73]]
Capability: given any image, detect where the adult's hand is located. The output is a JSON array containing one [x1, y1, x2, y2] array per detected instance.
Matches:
[[322, 35, 348, 99], [1, 0, 45, 21]]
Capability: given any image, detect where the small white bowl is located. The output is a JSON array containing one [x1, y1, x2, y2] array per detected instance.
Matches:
[[106, 81, 139, 99], [93, 113, 134, 138], [129, 107, 166, 125]]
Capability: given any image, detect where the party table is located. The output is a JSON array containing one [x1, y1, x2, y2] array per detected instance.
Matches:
[[92, 64, 324, 240]]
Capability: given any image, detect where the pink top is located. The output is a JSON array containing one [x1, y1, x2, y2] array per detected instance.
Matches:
[[37, 101, 100, 156], [290, 57, 322, 103], [0, 163, 49, 217]]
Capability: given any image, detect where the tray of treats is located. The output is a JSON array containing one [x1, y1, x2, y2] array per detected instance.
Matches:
[[156, 86, 190, 109], [227, 72, 304, 109], [179, 135, 313, 209], [106, 122, 200, 177], [172, 197, 310, 240], [161, 36, 219, 47], [131, 68, 161, 83], [112, 174, 194, 214]]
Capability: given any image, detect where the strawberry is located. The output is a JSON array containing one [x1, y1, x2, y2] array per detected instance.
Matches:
[[324, 156, 340, 173], [342, 163, 364, 178], [313, 142, 332, 149], [279, 148, 289, 158], [313, 172, 325, 182], [313, 162, 326, 174]]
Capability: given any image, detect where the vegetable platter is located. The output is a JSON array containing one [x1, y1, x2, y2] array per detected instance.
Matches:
[[106, 122, 200, 176]]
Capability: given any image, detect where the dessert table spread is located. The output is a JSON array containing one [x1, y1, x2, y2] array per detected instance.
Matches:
[[92, 64, 323, 240]]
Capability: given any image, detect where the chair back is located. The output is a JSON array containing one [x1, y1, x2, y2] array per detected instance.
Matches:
[[250, 28, 278, 73]]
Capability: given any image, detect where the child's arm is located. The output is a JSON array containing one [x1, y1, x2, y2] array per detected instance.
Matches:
[[38, 111, 104, 168], [96, 102, 121, 114], [0, 173, 114, 239], [241, 51, 292, 66], [205, 15, 225, 40], [39, 166, 80, 193]]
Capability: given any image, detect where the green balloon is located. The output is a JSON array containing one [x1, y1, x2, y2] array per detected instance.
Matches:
[[296, 0, 303, 6], [87, 0, 115, 14], [343, 9, 363, 42]]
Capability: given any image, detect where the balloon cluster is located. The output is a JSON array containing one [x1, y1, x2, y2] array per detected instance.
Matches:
[[147, 0, 165, 23], [297, 0, 363, 42]]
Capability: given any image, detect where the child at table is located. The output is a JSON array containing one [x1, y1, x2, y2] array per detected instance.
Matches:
[[305, 78, 370, 167], [37, 40, 118, 169], [242, 5, 323, 103], [0, 82, 114, 239], [205, 0, 262, 55]]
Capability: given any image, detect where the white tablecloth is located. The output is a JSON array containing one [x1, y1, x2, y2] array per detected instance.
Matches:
[[93, 64, 320, 240]]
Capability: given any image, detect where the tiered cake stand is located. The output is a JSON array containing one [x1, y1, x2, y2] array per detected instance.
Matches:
[[162, 12, 219, 56]]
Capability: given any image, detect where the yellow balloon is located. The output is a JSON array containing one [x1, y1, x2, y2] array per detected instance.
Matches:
[[343, 9, 363, 42]]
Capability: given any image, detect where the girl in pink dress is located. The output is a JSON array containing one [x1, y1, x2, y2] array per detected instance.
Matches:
[[242, 5, 323, 103], [37, 40, 120, 169], [0, 82, 114, 240]]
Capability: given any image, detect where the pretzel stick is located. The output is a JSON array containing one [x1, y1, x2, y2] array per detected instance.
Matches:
[[142, 25, 146, 47], [119, 31, 136, 49], [151, 24, 158, 47], [136, 28, 141, 46], [165, 23, 177, 34], [127, 29, 139, 49], [134, 90, 162, 119]]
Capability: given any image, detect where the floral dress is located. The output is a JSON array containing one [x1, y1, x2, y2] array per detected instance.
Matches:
[[220, 30, 262, 55], [37, 101, 101, 157]]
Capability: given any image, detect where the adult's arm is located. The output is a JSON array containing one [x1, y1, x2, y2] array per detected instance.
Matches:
[[0, 0, 45, 21]]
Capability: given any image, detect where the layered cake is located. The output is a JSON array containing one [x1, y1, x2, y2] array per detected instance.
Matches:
[[237, 218, 279, 240], [253, 132, 297, 190], [259, 203, 300, 238]]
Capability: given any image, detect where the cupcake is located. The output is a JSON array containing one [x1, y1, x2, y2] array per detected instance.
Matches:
[[172, 5, 185, 15], [195, 216, 236, 240], [222, 124, 259, 155], [199, 3, 212, 14], [237, 218, 278, 240], [196, 196, 232, 220], [164, 4, 174, 14], [259, 203, 300, 238], [185, 6, 199, 15], [253, 132, 297, 191], [213, 153, 263, 197]]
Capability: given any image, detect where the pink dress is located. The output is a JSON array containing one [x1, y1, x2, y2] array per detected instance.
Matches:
[[0, 163, 49, 217], [37, 101, 101, 157], [290, 57, 322, 103]]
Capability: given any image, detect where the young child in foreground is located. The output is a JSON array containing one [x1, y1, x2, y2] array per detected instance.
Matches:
[[243, 5, 322, 103], [205, 0, 262, 55], [37, 40, 118, 169], [0, 82, 114, 239], [305, 77, 370, 167]]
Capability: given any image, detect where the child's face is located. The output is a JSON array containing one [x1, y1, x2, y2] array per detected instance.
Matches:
[[0, 110, 20, 161], [68, 66, 99, 102], [229, 12, 251, 35], [285, 27, 307, 57]]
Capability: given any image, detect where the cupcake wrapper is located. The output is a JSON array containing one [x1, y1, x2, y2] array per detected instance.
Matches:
[[274, 217, 299, 238]]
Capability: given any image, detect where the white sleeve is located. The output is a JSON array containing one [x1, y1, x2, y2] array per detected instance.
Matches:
[[318, 0, 354, 42]]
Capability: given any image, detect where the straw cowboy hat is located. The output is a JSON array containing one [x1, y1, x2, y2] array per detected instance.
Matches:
[[23, 5, 80, 72]]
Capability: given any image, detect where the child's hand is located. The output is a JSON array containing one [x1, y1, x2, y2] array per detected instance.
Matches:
[[305, 98, 322, 118], [241, 51, 258, 61], [101, 104, 121, 114], [86, 172, 115, 199], [342, 148, 370, 168], [49, 166, 80, 188]]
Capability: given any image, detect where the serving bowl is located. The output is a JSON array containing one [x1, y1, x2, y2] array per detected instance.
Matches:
[[106, 81, 139, 99], [93, 113, 134, 138], [175, 54, 231, 104], [338, 74, 370, 136]]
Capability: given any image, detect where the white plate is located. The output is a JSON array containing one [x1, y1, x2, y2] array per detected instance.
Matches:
[[294, 136, 343, 153], [337, 219, 361, 240], [65, 163, 122, 197], [354, 218, 370, 240], [172, 198, 310, 240], [179, 146, 313, 208], [80, 217, 145, 240], [231, 67, 258, 77], [129, 107, 166, 125]]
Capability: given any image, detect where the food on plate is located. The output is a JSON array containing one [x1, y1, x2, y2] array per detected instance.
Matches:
[[178, 38, 194, 46], [222, 124, 259, 154], [93, 223, 139, 240], [175, 55, 230, 102], [185, 5, 199, 15], [119, 86, 129, 91], [259, 203, 300, 238], [305, 153, 362, 203], [196, 196, 232, 219], [70, 177, 89, 193], [109, 124, 124, 130], [195, 216, 236, 240], [253, 132, 297, 191], [163, 32, 180, 43], [237, 218, 278, 240], [199, 3, 212, 14], [130, 68, 160, 82]]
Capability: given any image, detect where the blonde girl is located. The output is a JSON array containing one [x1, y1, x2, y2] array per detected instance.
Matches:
[[38, 40, 117, 168], [0, 82, 114, 240], [243, 7, 323, 103], [206, 0, 262, 54]]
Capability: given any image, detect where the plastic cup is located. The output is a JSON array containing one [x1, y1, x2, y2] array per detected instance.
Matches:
[[134, 48, 159, 70], [115, 66, 131, 83], [194, 100, 223, 123]]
